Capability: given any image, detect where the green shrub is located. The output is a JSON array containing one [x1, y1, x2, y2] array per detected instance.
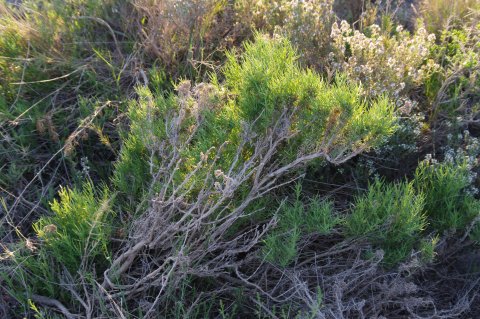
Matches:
[[346, 179, 426, 266], [111, 40, 396, 266], [263, 185, 338, 267], [425, 25, 479, 118], [414, 160, 480, 232], [4, 33, 397, 316], [33, 182, 113, 272], [224, 34, 397, 161], [224, 34, 312, 131], [2, 182, 113, 313], [114, 33, 397, 205]]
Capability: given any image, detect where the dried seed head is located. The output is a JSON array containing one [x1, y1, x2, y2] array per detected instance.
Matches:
[[43, 224, 57, 234], [36, 118, 46, 135], [25, 238, 37, 252], [45, 115, 59, 142], [214, 169, 224, 178], [176, 80, 191, 99]]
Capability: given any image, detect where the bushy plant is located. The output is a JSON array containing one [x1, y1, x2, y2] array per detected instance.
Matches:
[[346, 179, 426, 266], [224, 34, 317, 130], [425, 23, 479, 119], [113, 33, 397, 205], [99, 34, 396, 315], [2, 182, 113, 315], [33, 182, 113, 272], [225, 34, 397, 161], [267, 0, 336, 69], [263, 185, 338, 267], [330, 20, 438, 97], [414, 159, 480, 232]]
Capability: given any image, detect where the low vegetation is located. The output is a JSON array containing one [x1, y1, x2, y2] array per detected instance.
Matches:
[[1, 0, 480, 318]]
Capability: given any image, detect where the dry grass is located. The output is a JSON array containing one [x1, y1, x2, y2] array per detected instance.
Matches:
[[420, 0, 480, 34]]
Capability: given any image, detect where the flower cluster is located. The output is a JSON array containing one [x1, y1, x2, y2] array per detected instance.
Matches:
[[330, 21, 439, 97]]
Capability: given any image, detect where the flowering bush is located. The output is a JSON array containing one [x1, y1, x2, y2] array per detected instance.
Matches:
[[275, 0, 335, 68], [330, 20, 439, 97]]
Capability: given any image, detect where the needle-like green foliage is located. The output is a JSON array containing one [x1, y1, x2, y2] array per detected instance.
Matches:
[[33, 182, 113, 272], [346, 179, 426, 266], [414, 160, 480, 232], [264, 185, 339, 267]]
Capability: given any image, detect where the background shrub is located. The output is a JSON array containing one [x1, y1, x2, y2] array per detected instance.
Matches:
[[330, 19, 438, 98], [420, 0, 480, 35], [425, 22, 479, 121]]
